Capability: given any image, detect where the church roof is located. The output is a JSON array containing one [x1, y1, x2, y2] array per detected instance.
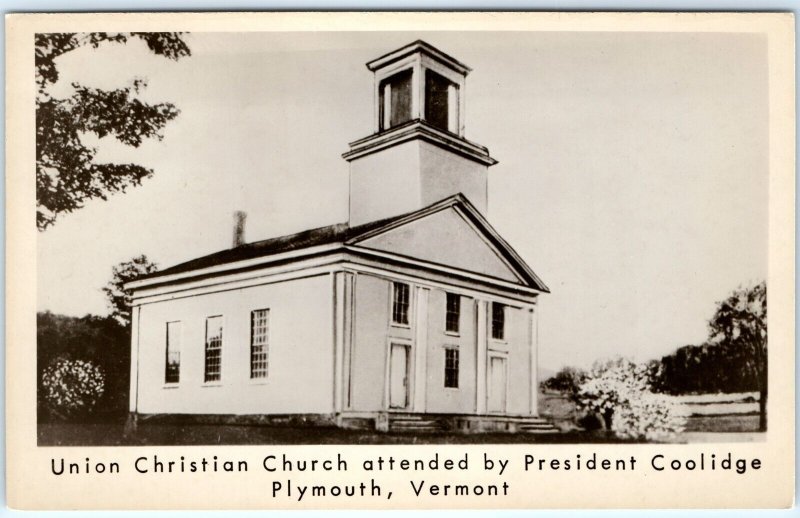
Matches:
[[137, 194, 549, 293], [143, 213, 406, 280]]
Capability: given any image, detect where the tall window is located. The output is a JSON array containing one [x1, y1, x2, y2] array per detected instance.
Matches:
[[444, 347, 459, 388], [204, 316, 223, 382], [379, 69, 413, 131], [250, 309, 270, 379], [425, 69, 458, 133], [164, 321, 181, 384], [491, 302, 505, 340], [392, 282, 410, 325], [445, 292, 460, 334]]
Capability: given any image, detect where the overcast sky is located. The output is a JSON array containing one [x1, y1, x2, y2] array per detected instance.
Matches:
[[37, 31, 768, 371]]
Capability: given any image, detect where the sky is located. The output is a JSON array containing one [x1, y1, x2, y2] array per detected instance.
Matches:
[[37, 31, 768, 371]]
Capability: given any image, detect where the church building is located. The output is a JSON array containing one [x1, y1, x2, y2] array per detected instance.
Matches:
[[126, 41, 554, 433]]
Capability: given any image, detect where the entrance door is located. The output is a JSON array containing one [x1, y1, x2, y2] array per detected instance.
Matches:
[[389, 343, 410, 409], [487, 356, 507, 413]]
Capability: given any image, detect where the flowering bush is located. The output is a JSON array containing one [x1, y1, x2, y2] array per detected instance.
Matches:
[[610, 393, 688, 441], [576, 357, 687, 440], [41, 359, 105, 418]]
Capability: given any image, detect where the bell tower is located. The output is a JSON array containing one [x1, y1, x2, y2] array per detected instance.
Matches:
[[343, 40, 497, 226]]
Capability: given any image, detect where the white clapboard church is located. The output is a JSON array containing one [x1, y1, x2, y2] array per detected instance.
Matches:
[[126, 41, 554, 433]]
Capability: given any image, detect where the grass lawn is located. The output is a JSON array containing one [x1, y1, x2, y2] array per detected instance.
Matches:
[[37, 391, 763, 446], [39, 421, 635, 446], [684, 414, 760, 433]]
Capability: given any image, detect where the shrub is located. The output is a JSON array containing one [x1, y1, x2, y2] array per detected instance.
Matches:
[[610, 393, 688, 441], [41, 359, 105, 418], [541, 366, 587, 396], [575, 357, 687, 440], [37, 311, 130, 421]]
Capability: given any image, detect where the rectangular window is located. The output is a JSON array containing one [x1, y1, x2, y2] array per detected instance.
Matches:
[[444, 347, 459, 388], [164, 321, 181, 384], [491, 302, 505, 340], [392, 282, 410, 325], [379, 69, 413, 130], [250, 309, 270, 379], [445, 292, 460, 334], [204, 316, 223, 382]]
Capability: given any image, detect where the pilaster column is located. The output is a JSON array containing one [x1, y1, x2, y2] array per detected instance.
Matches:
[[129, 305, 141, 413], [333, 272, 345, 413], [413, 287, 429, 412], [529, 306, 539, 416], [476, 300, 488, 414]]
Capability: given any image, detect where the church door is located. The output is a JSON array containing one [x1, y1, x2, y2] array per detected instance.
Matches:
[[488, 356, 507, 413], [389, 343, 410, 409]]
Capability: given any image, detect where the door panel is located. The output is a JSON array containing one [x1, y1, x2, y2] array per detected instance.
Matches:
[[389, 344, 410, 409], [488, 356, 507, 413]]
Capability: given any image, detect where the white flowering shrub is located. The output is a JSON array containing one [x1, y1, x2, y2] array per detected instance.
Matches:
[[41, 359, 105, 418], [576, 357, 687, 440], [610, 393, 688, 441]]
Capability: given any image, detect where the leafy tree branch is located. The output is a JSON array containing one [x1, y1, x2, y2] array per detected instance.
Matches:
[[35, 32, 190, 230]]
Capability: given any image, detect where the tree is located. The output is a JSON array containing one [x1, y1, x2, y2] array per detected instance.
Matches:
[[708, 282, 767, 431], [36, 33, 191, 230], [541, 366, 586, 397], [103, 255, 158, 327]]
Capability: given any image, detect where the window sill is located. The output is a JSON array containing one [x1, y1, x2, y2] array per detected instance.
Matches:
[[163, 384, 180, 389], [201, 382, 223, 388], [248, 378, 270, 386], [390, 322, 411, 329], [444, 331, 460, 337]]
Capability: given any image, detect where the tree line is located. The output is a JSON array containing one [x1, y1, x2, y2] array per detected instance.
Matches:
[[647, 342, 760, 395]]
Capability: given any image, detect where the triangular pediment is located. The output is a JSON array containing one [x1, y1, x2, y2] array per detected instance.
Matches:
[[347, 195, 548, 291]]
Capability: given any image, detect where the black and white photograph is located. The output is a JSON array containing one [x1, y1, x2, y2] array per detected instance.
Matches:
[[34, 28, 772, 444], [7, 11, 795, 510]]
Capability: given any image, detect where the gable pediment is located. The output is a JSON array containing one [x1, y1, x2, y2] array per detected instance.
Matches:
[[347, 197, 547, 291]]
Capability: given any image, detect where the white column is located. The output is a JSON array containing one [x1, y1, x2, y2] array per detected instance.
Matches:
[[413, 287, 429, 412], [458, 78, 467, 136], [447, 84, 458, 133], [333, 272, 345, 413], [342, 272, 355, 409], [373, 77, 381, 133], [412, 61, 422, 121], [129, 305, 141, 413], [476, 300, 488, 414], [529, 306, 539, 416]]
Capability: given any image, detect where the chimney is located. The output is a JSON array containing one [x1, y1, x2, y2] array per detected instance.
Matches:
[[232, 210, 247, 247]]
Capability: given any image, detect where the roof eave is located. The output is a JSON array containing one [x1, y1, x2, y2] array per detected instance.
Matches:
[[124, 243, 345, 292], [366, 40, 472, 75]]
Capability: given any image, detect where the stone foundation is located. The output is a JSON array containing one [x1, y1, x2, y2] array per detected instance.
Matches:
[[127, 411, 558, 434]]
